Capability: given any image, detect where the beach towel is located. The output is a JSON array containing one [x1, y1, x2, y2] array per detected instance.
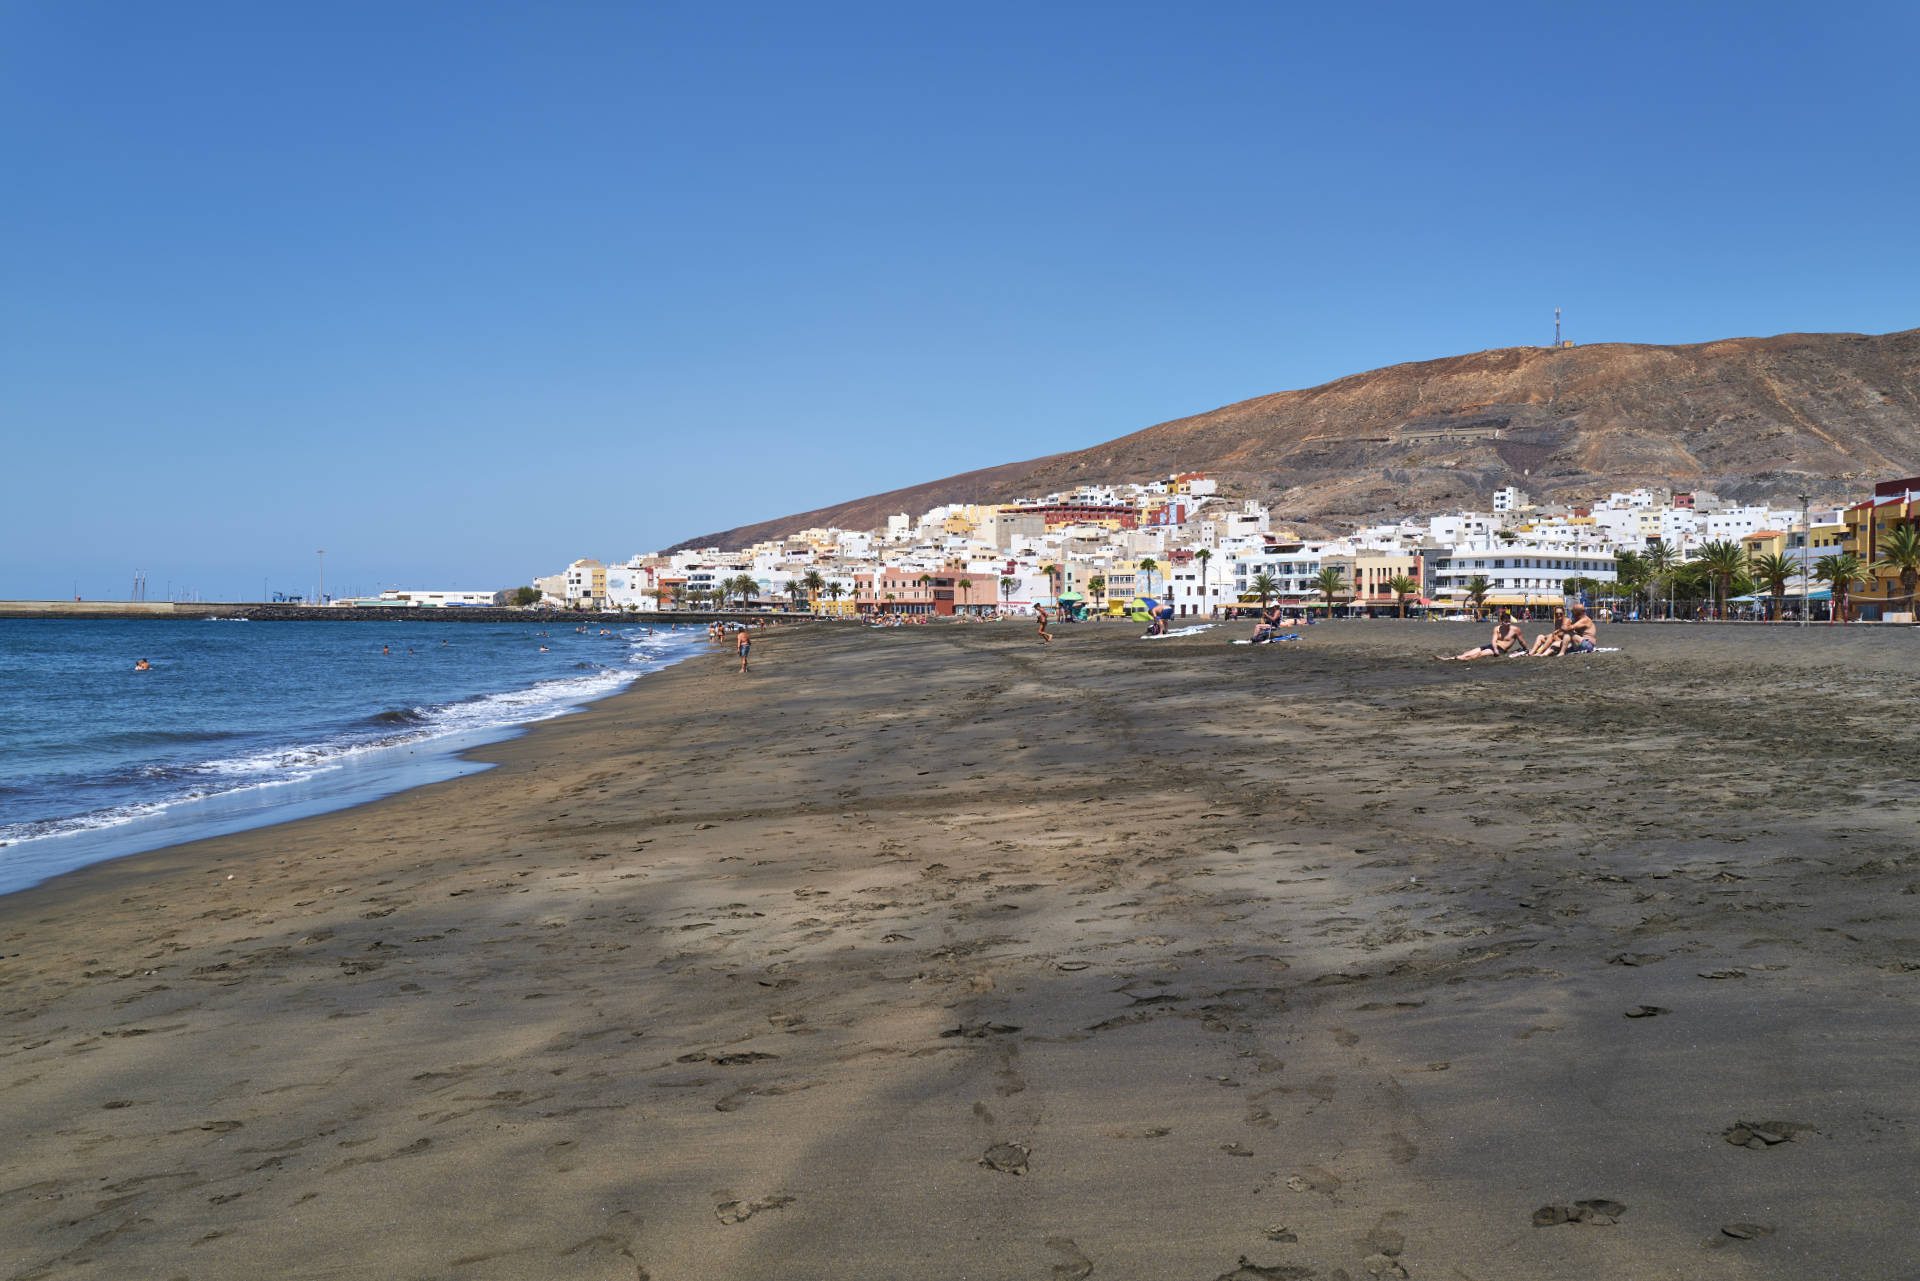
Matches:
[[1142, 624, 1214, 640]]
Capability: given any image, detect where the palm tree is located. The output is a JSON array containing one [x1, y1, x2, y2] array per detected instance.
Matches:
[[1496, 528, 1519, 546], [824, 581, 845, 611], [1748, 552, 1798, 621], [956, 578, 972, 614], [1137, 557, 1159, 597], [803, 569, 826, 610], [1040, 563, 1062, 597], [1248, 573, 1280, 605], [1643, 539, 1679, 618], [1871, 523, 1920, 617], [999, 576, 1017, 605], [883, 592, 896, 614], [1311, 566, 1347, 613], [1815, 552, 1868, 625], [1086, 574, 1105, 601], [1464, 574, 1492, 618], [1696, 540, 1746, 619], [1612, 550, 1648, 616], [1386, 573, 1418, 618], [1194, 549, 1213, 611]]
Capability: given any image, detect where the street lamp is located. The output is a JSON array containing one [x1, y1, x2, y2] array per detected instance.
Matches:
[[1798, 492, 1810, 628]]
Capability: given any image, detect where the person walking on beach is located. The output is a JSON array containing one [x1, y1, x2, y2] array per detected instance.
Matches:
[[1035, 603, 1053, 644], [736, 626, 752, 673], [1438, 611, 1526, 660]]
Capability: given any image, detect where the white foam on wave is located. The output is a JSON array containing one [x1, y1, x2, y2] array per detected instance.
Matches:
[[0, 628, 699, 848]]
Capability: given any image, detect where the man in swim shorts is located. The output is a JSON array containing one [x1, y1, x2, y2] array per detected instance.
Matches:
[[1438, 612, 1526, 661], [737, 626, 751, 673], [1561, 604, 1598, 654]]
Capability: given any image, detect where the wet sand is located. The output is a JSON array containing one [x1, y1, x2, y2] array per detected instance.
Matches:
[[3, 619, 1918, 1280]]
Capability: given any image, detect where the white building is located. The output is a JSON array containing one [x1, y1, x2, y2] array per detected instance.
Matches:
[[1492, 485, 1531, 512], [603, 561, 660, 611], [377, 589, 498, 607], [1429, 538, 1616, 605]]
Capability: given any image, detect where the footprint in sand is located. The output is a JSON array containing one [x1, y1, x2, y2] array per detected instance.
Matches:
[[1213, 1257, 1315, 1280], [981, 1142, 1030, 1174], [1724, 1120, 1812, 1149], [714, 1194, 794, 1225], [1533, 1199, 1626, 1226], [1045, 1236, 1093, 1279]]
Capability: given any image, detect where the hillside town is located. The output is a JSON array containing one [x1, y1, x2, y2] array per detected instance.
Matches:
[[498, 471, 1920, 622], [326, 473, 1919, 622]]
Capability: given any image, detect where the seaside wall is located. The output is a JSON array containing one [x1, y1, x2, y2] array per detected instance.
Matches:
[[0, 600, 243, 619]]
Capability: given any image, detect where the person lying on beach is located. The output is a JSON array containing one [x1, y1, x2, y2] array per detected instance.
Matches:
[[1527, 607, 1568, 656], [1561, 604, 1598, 654], [1438, 612, 1526, 660]]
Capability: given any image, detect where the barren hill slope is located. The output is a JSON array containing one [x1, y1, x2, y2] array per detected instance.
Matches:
[[673, 327, 1920, 548]]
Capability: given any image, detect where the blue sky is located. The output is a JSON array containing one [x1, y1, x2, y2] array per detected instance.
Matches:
[[3, 1, 1915, 599]]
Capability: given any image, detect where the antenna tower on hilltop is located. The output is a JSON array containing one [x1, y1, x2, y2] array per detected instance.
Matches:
[[1555, 308, 1562, 348]]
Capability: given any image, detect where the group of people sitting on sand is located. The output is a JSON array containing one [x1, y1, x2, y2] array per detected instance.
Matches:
[[1438, 605, 1597, 661]]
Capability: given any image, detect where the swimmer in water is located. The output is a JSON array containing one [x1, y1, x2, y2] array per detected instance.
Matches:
[[539, 645, 550, 651], [133, 658, 151, 671], [382, 645, 390, 655]]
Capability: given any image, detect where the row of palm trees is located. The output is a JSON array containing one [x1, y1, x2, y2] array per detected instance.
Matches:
[[1611, 527, 1920, 621]]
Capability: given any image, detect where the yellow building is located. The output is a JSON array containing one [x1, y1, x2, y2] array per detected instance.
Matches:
[[1840, 483, 1920, 614]]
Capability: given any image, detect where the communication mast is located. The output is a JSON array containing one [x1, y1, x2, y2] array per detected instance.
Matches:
[[1555, 308, 1562, 348]]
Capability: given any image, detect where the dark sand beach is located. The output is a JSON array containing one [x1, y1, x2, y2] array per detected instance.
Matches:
[[3, 619, 1918, 1280]]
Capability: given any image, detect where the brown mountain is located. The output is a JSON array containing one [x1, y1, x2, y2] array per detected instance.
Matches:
[[671, 327, 1920, 549]]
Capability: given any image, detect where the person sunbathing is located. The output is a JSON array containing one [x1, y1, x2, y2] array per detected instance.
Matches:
[[1249, 602, 1286, 644], [1561, 604, 1599, 654], [1438, 612, 1526, 661], [1528, 607, 1569, 656]]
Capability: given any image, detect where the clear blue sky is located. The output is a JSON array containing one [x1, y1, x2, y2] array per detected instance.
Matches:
[[4, 1, 1915, 600]]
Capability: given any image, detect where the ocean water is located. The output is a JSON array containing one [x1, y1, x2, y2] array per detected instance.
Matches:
[[0, 618, 701, 894]]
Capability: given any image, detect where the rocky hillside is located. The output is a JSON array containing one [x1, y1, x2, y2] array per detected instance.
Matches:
[[672, 327, 1920, 548]]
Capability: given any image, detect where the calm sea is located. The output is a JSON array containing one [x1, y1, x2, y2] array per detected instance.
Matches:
[[0, 617, 701, 894]]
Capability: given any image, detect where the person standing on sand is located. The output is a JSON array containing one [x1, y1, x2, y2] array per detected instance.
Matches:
[[737, 627, 751, 673], [1035, 604, 1053, 644]]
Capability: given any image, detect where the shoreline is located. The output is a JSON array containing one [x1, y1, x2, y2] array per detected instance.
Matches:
[[3, 620, 1916, 1278], [0, 623, 713, 898]]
